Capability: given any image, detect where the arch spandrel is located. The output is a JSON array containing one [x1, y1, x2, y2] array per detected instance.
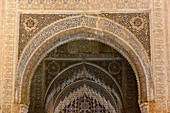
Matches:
[[15, 15, 152, 106]]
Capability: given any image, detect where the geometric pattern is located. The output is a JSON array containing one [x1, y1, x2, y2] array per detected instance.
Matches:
[[130, 16, 144, 31], [54, 84, 116, 113], [23, 17, 38, 31], [19, 13, 150, 57]]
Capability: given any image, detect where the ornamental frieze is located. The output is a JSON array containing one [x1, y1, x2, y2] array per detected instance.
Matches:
[[18, 0, 150, 10]]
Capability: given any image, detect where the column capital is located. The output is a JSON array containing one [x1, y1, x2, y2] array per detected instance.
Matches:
[[140, 102, 149, 113], [12, 104, 28, 113], [139, 101, 156, 113]]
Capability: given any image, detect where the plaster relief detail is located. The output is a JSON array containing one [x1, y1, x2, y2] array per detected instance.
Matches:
[[2, 0, 16, 113], [130, 16, 144, 31], [18, 0, 150, 10], [23, 17, 38, 32], [152, 0, 168, 112], [0, 0, 169, 112]]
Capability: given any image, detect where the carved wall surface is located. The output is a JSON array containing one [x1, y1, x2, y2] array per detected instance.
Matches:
[[0, 0, 17, 113], [18, 0, 150, 10], [19, 13, 150, 58], [0, 0, 169, 113], [151, 0, 168, 112], [16, 14, 151, 107], [54, 85, 116, 113]]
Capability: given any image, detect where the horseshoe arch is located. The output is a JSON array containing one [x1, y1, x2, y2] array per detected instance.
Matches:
[[15, 15, 152, 109]]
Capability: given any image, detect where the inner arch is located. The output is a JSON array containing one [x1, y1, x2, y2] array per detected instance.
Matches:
[[28, 40, 141, 113]]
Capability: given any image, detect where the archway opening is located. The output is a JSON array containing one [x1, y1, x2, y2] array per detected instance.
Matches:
[[16, 16, 151, 107], [28, 40, 141, 113]]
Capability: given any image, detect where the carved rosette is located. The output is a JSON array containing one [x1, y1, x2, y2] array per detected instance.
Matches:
[[23, 17, 38, 32], [130, 16, 144, 31]]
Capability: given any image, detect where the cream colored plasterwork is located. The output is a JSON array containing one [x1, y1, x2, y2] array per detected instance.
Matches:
[[18, 0, 151, 10], [165, 0, 170, 112], [0, 0, 4, 112], [151, 0, 168, 112], [1, 0, 17, 113], [53, 84, 116, 113], [0, 0, 170, 112]]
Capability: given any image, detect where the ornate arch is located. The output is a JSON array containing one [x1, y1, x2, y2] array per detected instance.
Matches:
[[52, 81, 118, 113], [15, 15, 152, 106], [44, 62, 123, 101], [44, 63, 123, 113]]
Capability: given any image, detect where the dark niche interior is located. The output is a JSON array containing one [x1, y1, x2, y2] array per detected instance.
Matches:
[[28, 40, 141, 113]]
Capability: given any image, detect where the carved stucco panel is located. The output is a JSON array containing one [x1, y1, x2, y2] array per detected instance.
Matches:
[[0, 0, 169, 112], [151, 0, 168, 112], [18, 0, 151, 10], [1, 1, 17, 113]]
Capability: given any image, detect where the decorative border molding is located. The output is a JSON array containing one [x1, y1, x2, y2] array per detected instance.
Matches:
[[151, 0, 168, 112], [18, 0, 151, 10], [2, 0, 17, 113]]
